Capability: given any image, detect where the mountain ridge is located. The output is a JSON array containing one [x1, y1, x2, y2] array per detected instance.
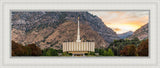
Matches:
[[11, 12, 119, 49], [128, 23, 148, 40], [118, 31, 133, 39]]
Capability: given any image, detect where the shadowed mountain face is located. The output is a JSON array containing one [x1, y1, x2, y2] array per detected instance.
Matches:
[[11, 12, 119, 49], [118, 31, 133, 39], [128, 23, 148, 40]]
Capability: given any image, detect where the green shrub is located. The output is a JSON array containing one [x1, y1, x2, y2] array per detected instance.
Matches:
[[88, 52, 95, 56], [107, 49, 114, 56], [46, 48, 58, 56], [62, 52, 70, 56]]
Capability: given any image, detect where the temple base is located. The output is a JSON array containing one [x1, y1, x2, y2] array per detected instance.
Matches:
[[72, 53, 85, 56], [69, 51, 88, 56]]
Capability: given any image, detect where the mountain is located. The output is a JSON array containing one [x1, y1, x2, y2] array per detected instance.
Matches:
[[11, 12, 119, 49], [118, 31, 133, 39], [128, 23, 148, 40], [41, 21, 108, 49]]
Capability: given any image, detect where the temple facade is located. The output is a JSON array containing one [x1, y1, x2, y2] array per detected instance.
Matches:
[[63, 17, 95, 56]]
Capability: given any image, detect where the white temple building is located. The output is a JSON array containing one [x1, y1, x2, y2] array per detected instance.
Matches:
[[63, 17, 95, 56]]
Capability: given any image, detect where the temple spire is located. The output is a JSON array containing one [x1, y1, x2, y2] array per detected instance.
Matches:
[[76, 17, 81, 42]]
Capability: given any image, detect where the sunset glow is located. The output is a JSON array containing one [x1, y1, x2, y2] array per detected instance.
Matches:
[[89, 11, 149, 34]]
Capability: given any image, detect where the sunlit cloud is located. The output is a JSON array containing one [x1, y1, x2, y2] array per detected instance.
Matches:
[[113, 28, 121, 32], [89, 11, 149, 34]]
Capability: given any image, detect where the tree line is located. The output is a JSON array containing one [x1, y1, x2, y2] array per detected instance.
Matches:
[[12, 37, 148, 56], [108, 38, 148, 56]]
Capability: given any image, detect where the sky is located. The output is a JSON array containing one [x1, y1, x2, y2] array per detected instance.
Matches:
[[89, 11, 149, 34]]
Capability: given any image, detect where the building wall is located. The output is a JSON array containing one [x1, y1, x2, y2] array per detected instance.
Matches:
[[63, 42, 95, 52]]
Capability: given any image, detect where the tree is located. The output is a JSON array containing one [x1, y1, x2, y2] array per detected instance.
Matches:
[[46, 48, 58, 56], [62, 52, 70, 56], [107, 49, 114, 56], [12, 41, 42, 56], [96, 48, 114, 56], [98, 49, 105, 56], [12, 41, 28, 56], [137, 39, 148, 56], [42, 49, 47, 56], [103, 50, 108, 56], [88, 52, 95, 56], [120, 45, 137, 56], [110, 47, 118, 56], [26, 44, 42, 56], [132, 37, 139, 41], [109, 38, 141, 56]]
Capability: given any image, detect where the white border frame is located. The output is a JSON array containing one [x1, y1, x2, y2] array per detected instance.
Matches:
[[0, 0, 160, 68]]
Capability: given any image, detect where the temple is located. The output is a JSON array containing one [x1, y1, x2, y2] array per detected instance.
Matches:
[[63, 17, 95, 56]]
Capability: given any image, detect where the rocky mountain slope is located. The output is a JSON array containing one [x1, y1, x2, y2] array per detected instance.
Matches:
[[41, 21, 108, 49], [11, 12, 119, 49], [118, 31, 133, 39], [128, 23, 148, 40]]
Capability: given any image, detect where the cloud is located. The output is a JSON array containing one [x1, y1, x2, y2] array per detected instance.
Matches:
[[113, 28, 121, 32], [89, 11, 149, 34]]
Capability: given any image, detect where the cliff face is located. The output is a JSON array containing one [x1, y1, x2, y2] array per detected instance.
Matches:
[[11, 12, 119, 49], [128, 23, 148, 40]]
